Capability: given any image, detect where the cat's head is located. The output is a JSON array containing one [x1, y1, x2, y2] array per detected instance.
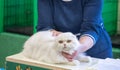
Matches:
[[54, 32, 80, 53]]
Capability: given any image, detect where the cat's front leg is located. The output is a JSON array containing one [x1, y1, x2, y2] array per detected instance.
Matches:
[[57, 53, 69, 63], [65, 60, 80, 66], [56, 54, 76, 66], [77, 54, 92, 65]]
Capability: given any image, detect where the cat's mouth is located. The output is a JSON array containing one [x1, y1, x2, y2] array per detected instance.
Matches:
[[63, 47, 71, 51]]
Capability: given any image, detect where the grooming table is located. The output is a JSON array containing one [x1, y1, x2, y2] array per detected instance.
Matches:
[[5, 53, 98, 70], [6, 53, 120, 70]]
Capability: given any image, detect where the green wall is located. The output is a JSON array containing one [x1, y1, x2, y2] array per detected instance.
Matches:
[[33, 0, 38, 33], [0, 0, 4, 33], [3, 0, 34, 35], [102, 0, 118, 35], [0, 33, 29, 68], [4, 0, 33, 26]]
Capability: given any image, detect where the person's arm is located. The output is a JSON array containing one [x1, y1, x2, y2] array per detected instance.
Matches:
[[78, 0, 103, 52], [37, 0, 55, 31], [62, 0, 103, 61]]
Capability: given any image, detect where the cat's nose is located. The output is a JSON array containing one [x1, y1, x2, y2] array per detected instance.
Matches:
[[64, 44, 66, 48]]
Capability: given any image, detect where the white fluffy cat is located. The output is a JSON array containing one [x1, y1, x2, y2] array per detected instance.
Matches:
[[21, 31, 91, 65]]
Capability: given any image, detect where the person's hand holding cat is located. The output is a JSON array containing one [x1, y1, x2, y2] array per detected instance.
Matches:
[[62, 51, 78, 62], [50, 29, 62, 36]]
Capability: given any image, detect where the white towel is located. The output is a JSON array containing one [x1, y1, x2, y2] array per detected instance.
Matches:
[[87, 58, 120, 70]]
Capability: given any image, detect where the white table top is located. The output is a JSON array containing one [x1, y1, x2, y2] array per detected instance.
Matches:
[[6, 53, 99, 70], [6, 53, 120, 70]]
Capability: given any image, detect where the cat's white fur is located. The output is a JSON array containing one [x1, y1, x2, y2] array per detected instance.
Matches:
[[21, 31, 91, 65]]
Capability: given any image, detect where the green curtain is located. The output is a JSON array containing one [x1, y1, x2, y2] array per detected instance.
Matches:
[[0, 0, 4, 33]]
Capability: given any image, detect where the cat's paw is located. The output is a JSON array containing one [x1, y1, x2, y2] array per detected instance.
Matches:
[[67, 62, 76, 66], [67, 60, 80, 66], [79, 56, 92, 63]]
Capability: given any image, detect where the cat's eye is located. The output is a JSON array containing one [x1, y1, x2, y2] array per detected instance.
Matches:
[[59, 40, 63, 43], [67, 40, 72, 43]]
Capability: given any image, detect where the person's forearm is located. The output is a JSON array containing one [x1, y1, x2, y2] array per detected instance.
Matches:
[[78, 36, 94, 53]]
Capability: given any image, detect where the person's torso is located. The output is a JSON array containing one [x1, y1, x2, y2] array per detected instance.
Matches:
[[52, 0, 83, 34]]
